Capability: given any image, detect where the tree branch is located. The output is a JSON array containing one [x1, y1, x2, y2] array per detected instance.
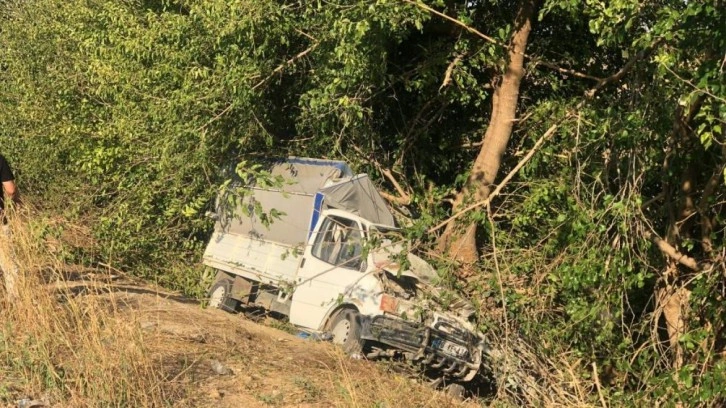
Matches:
[[534, 60, 603, 82], [381, 168, 411, 205], [404, 0, 500, 46], [196, 42, 319, 133], [350, 145, 412, 205], [439, 52, 466, 91], [429, 114, 572, 233], [195, 103, 234, 133], [379, 190, 412, 206], [661, 61, 726, 104], [252, 43, 319, 91], [644, 230, 700, 272], [585, 38, 664, 98], [403, 0, 602, 83]]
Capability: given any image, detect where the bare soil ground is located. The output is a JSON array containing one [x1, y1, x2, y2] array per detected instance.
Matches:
[[49, 272, 480, 408]]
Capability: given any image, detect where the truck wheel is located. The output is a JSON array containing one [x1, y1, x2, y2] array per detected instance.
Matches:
[[329, 309, 364, 356], [207, 278, 238, 312]]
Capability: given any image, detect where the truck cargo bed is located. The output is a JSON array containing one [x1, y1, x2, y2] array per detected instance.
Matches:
[[203, 231, 301, 286]]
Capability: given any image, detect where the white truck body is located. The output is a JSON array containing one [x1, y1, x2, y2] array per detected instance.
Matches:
[[203, 158, 485, 382]]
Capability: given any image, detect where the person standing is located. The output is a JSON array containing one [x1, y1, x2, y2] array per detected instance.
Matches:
[[0, 154, 17, 218], [0, 154, 18, 300]]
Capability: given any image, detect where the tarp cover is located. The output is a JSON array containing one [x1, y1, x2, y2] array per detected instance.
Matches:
[[321, 175, 395, 227], [215, 158, 394, 247], [269, 157, 352, 194]]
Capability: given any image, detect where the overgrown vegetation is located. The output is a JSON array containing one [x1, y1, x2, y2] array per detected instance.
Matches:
[[0, 210, 173, 406], [0, 0, 724, 406]]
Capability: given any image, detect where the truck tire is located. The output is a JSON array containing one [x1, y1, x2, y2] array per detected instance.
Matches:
[[207, 278, 239, 313], [328, 309, 364, 356]]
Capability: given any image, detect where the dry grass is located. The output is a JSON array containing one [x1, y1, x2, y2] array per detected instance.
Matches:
[[327, 350, 467, 407], [0, 212, 173, 407]]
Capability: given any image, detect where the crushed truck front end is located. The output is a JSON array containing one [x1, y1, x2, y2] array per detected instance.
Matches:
[[346, 228, 487, 382], [360, 311, 485, 382]]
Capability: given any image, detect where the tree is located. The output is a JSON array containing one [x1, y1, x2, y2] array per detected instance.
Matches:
[[436, 0, 540, 268]]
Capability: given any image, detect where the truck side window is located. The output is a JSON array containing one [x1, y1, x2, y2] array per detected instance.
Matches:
[[311, 216, 363, 270]]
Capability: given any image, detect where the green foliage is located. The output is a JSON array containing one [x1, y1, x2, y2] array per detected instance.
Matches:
[[0, 0, 305, 289]]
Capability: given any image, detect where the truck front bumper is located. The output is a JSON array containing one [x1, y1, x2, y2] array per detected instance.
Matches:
[[359, 314, 484, 382]]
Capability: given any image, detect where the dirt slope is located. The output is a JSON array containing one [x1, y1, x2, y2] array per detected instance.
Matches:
[[66, 273, 479, 408]]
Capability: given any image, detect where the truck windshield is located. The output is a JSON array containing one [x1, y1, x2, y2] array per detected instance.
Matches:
[[311, 216, 364, 270]]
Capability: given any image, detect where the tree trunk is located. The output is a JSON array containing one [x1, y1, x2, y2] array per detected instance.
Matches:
[[654, 90, 710, 371], [438, 0, 538, 267], [658, 281, 691, 370]]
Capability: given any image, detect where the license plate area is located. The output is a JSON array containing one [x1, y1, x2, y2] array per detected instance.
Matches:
[[430, 338, 468, 358]]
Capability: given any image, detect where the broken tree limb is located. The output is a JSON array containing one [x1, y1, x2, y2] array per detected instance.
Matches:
[[644, 230, 701, 271], [349, 144, 412, 205], [439, 53, 466, 91], [429, 115, 571, 234], [379, 190, 412, 206], [380, 169, 412, 205]]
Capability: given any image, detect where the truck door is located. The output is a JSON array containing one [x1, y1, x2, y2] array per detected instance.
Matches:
[[289, 214, 376, 330]]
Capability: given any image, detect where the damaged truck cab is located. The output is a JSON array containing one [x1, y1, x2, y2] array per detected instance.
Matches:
[[203, 158, 486, 382]]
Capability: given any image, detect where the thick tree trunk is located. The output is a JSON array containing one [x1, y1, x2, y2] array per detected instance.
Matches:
[[438, 0, 538, 266]]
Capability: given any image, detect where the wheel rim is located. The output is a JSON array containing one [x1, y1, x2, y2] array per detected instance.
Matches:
[[331, 318, 351, 345], [209, 284, 226, 308]]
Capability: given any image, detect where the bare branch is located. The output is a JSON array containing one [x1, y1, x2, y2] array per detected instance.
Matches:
[[439, 53, 466, 91], [585, 38, 664, 98], [403, 0, 501, 45], [660, 61, 726, 104], [534, 60, 603, 82], [429, 114, 572, 234], [195, 103, 234, 133], [379, 190, 412, 205], [381, 169, 411, 205], [252, 43, 319, 91], [644, 230, 700, 271], [350, 145, 412, 205]]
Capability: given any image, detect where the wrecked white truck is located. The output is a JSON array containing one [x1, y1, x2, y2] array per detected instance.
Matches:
[[203, 158, 486, 383]]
